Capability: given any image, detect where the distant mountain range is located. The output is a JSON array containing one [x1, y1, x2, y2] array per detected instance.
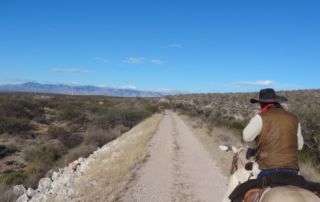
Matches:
[[0, 82, 180, 97]]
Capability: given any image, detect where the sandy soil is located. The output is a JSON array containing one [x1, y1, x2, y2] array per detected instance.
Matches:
[[119, 111, 228, 202]]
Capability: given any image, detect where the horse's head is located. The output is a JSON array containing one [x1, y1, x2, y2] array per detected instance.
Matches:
[[219, 145, 257, 175]]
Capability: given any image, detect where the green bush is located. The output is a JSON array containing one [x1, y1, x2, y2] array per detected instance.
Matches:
[[84, 128, 118, 147], [229, 121, 245, 132], [47, 126, 83, 148], [94, 107, 152, 129], [0, 117, 32, 134], [0, 97, 44, 120], [293, 107, 320, 166], [58, 105, 88, 124], [0, 170, 28, 185]]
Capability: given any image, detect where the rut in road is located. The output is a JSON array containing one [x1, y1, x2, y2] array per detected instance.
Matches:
[[119, 111, 228, 202]]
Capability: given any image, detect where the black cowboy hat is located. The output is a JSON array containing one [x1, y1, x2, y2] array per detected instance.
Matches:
[[250, 88, 288, 104]]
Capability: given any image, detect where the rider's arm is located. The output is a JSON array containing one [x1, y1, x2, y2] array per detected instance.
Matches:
[[243, 115, 262, 142], [297, 123, 304, 150]]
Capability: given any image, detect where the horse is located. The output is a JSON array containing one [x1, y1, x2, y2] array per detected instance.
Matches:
[[219, 145, 320, 202]]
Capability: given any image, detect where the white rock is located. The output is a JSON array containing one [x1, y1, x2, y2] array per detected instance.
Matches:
[[78, 157, 85, 164], [16, 193, 28, 202], [51, 171, 60, 181], [63, 167, 74, 175], [29, 193, 46, 202], [38, 177, 52, 193], [27, 187, 36, 198], [13, 184, 26, 196], [50, 181, 62, 195]]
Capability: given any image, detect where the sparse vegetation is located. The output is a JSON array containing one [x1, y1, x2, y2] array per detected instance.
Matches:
[[0, 93, 160, 198], [168, 90, 320, 175]]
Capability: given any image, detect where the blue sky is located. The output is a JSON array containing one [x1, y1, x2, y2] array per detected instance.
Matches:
[[1, 0, 320, 92]]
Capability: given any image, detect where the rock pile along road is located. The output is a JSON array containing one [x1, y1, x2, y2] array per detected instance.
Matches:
[[120, 111, 228, 202]]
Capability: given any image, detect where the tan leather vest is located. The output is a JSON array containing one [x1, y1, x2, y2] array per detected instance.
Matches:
[[256, 107, 299, 170]]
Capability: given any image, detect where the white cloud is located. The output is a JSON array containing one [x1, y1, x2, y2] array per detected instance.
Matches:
[[3, 78, 31, 84], [162, 44, 182, 48], [94, 57, 109, 63], [50, 68, 90, 74], [70, 81, 81, 85], [96, 84, 108, 88], [233, 80, 276, 87], [122, 57, 144, 64], [121, 85, 138, 90], [150, 59, 164, 65]]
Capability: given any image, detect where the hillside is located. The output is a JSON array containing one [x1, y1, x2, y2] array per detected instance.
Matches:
[[2, 89, 320, 201], [13, 114, 163, 201], [0, 93, 159, 201]]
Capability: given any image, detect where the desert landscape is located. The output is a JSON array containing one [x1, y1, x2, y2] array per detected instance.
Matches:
[[1, 90, 320, 201], [2, 1, 320, 201], [0, 93, 159, 201]]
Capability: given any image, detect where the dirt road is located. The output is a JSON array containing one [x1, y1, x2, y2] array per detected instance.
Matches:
[[119, 111, 228, 202]]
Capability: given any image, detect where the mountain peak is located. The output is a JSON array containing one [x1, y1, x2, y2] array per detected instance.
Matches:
[[0, 82, 178, 97]]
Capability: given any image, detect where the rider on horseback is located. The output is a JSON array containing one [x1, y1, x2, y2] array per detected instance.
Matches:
[[243, 88, 304, 178], [223, 89, 320, 202]]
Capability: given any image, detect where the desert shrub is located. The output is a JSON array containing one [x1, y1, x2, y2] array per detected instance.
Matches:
[[47, 125, 83, 148], [95, 107, 152, 129], [229, 121, 246, 132], [22, 144, 42, 162], [144, 103, 160, 114], [88, 101, 109, 115], [24, 144, 58, 172], [299, 149, 315, 163], [294, 107, 320, 166], [62, 133, 83, 148], [33, 116, 49, 124], [94, 112, 118, 129], [58, 105, 88, 124], [0, 96, 48, 134], [62, 144, 96, 164], [47, 125, 69, 139], [0, 117, 32, 134], [21, 143, 66, 187], [120, 108, 152, 127], [0, 97, 44, 120], [0, 166, 44, 189], [0, 144, 18, 159], [84, 128, 118, 147], [0, 170, 28, 185]]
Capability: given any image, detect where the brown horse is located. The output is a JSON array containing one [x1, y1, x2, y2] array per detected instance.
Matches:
[[220, 145, 320, 202]]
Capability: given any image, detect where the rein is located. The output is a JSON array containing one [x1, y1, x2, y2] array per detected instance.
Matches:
[[230, 148, 245, 175]]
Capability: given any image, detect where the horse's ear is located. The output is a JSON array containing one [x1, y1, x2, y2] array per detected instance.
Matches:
[[231, 146, 238, 153], [219, 145, 229, 151]]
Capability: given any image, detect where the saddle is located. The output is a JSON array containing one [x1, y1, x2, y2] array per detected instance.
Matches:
[[243, 188, 320, 202], [230, 172, 320, 201]]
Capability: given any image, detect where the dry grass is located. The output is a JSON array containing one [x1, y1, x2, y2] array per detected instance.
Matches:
[[71, 113, 163, 202], [0, 182, 17, 202], [299, 162, 320, 182]]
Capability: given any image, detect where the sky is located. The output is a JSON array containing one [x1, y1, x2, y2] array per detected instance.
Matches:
[[1, 0, 320, 93]]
